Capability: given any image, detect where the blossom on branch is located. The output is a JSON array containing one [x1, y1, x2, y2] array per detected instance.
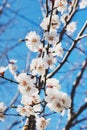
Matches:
[[43, 54, 57, 69], [16, 105, 35, 117], [53, 42, 64, 57], [25, 31, 42, 52], [45, 89, 71, 112], [36, 116, 50, 130], [0, 102, 6, 121], [44, 30, 58, 44], [54, 0, 67, 13], [49, 0, 67, 14], [15, 72, 38, 95], [8, 59, 18, 75], [21, 93, 41, 112], [79, 0, 87, 9], [40, 14, 60, 31], [66, 22, 77, 35], [30, 58, 48, 75], [46, 78, 61, 90], [0, 66, 8, 76]]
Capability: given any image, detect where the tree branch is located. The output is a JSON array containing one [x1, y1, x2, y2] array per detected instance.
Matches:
[[71, 59, 87, 114], [47, 21, 87, 78]]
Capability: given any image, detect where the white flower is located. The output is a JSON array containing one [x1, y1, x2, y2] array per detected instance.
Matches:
[[16, 72, 32, 85], [45, 90, 71, 112], [19, 85, 38, 96], [16, 105, 35, 117], [79, 0, 87, 9], [46, 78, 61, 90], [48, 0, 67, 14], [0, 102, 6, 112], [0, 66, 8, 76], [44, 30, 59, 44], [53, 43, 64, 57], [40, 17, 49, 31], [36, 116, 50, 130], [45, 88, 58, 103], [66, 22, 77, 35], [30, 58, 48, 75], [0, 102, 6, 121], [8, 59, 17, 75], [55, 0, 67, 13], [43, 54, 57, 69], [25, 31, 41, 52], [21, 93, 41, 112], [51, 14, 60, 30], [16, 72, 38, 95], [40, 14, 60, 31]]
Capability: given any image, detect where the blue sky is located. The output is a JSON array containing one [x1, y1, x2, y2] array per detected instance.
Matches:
[[0, 0, 87, 130]]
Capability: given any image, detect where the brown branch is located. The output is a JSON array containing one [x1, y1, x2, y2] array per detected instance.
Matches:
[[57, 0, 79, 43], [0, 75, 19, 84], [0, 0, 8, 14], [79, 34, 87, 39], [46, 0, 49, 17], [71, 59, 87, 114], [23, 116, 36, 130], [65, 103, 87, 130], [47, 1, 54, 32], [6, 118, 25, 130], [75, 46, 87, 55], [72, 117, 87, 126], [47, 21, 87, 78]]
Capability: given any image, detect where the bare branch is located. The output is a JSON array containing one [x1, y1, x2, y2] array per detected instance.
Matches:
[[0, 75, 19, 84], [73, 117, 87, 126], [71, 59, 87, 114]]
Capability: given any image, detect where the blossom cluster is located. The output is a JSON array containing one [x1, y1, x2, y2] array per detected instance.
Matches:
[[0, 0, 86, 129]]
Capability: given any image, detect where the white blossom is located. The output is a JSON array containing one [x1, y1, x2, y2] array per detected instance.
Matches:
[[51, 14, 60, 30], [40, 17, 49, 31], [44, 30, 59, 44], [66, 22, 77, 35], [0, 66, 8, 76], [16, 72, 33, 85], [0, 102, 6, 121], [45, 90, 71, 112], [48, 0, 67, 14], [25, 31, 41, 52], [16, 105, 35, 117], [36, 116, 50, 130], [8, 59, 17, 75], [79, 0, 87, 9], [43, 54, 57, 69], [55, 0, 67, 13], [46, 78, 61, 90], [19, 85, 38, 96], [16, 72, 38, 95], [21, 93, 41, 112], [53, 43, 64, 57], [40, 14, 60, 31], [30, 58, 48, 75]]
